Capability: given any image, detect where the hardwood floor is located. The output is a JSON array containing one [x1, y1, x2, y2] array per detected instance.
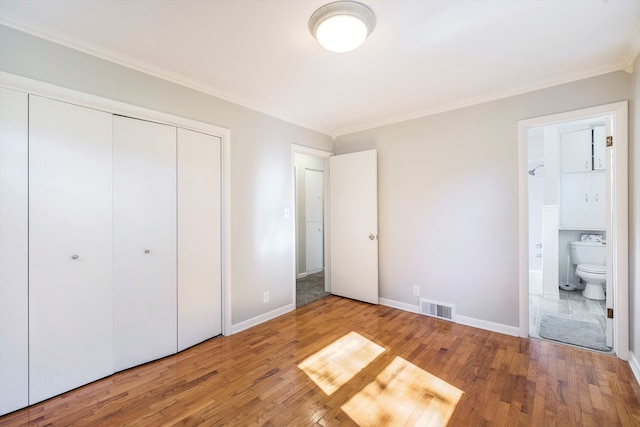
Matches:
[[2, 296, 640, 426]]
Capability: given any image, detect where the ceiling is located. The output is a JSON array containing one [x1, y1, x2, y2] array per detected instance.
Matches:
[[1, 0, 639, 137]]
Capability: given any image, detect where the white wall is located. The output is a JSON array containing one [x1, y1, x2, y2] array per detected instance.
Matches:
[[0, 25, 333, 328], [527, 128, 544, 272], [334, 72, 631, 328], [630, 58, 640, 362]]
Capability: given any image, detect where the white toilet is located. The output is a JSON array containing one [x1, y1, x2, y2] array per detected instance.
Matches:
[[569, 240, 606, 300]]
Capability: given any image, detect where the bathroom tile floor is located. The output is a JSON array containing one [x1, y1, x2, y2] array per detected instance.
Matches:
[[529, 289, 610, 352]]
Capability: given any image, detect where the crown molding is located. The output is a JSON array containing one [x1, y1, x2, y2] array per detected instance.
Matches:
[[333, 64, 625, 137], [622, 21, 640, 72], [0, 10, 332, 136], [0, 9, 633, 140]]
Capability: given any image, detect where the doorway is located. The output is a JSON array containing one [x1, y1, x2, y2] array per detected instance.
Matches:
[[292, 145, 332, 308], [518, 102, 629, 359], [526, 117, 610, 352]]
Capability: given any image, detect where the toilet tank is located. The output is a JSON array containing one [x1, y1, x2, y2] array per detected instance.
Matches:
[[569, 241, 606, 265]]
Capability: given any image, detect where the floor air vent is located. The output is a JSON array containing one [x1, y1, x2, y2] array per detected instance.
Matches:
[[419, 299, 455, 322]]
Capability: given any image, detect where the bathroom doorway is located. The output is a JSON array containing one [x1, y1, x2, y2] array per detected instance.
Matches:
[[526, 118, 610, 352], [518, 102, 629, 359], [292, 145, 332, 308]]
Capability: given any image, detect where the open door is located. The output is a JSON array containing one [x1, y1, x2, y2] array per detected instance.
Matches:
[[329, 149, 378, 304], [605, 117, 613, 349]]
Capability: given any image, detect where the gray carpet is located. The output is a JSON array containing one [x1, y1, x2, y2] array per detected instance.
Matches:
[[538, 314, 610, 352], [296, 271, 329, 308]]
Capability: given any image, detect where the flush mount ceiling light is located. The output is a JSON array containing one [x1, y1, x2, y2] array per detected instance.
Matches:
[[309, 1, 376, 53]]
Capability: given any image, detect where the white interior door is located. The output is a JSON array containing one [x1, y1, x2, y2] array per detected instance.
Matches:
[[177, 128, 222, 351], [329, 149, 378, 304], [605, 119, 613, 349], [113, 115, 177, 371], [305, 168, 324, 273], [29, 95, 114, 403]]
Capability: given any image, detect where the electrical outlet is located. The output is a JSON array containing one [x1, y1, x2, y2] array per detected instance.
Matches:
[[263, 291, 270, 303], [413, 285, 420, 297]]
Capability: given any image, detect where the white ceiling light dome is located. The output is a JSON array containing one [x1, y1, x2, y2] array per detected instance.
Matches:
[[309, 1, 376, 53]]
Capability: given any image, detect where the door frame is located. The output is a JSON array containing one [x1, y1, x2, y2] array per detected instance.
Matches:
[[0, 71, 233, 337], [517, 101, 628, 360], [291, 144, 333, 305]]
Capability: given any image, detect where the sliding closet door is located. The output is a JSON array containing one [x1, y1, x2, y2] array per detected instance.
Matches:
[[0, 88, 28, 415], [29, 96, 114, 404], [177, 128, 222, 351], [113, 116, 177, 371]]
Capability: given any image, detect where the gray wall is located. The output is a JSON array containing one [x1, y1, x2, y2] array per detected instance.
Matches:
[[0, 25, 334, 326], [334, 71, 631, 328], [631, 58, 640, 362], [2, 23, 637, 339]]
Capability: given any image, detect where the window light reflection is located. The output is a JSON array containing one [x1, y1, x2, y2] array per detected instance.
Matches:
[[341, 356, 463, 426], [298, 331, 385, 395]]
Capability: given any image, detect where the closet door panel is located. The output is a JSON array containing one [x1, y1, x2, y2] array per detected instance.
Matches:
[[177, 128, 221, 351], [29, 95, 114, 404], [0, 88, 28, 415], [113, 116, 177, 371]]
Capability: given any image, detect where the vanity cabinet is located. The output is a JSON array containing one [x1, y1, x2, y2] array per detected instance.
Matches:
[[560, 126, 607, 230], [561, 126, 607, 172], [28, 95, 115, 404], [593, 125, 606, 171], [561, 128, 593, 172], [0, 88, 29, 414], [560, 171, 606, 230]]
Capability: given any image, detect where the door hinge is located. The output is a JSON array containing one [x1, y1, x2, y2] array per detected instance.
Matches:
[[607, 308, 614, 319], [606, 136, 613, 147]]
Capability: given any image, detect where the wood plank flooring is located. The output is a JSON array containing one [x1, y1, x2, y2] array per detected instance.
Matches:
[[2, 296, 640, 426]]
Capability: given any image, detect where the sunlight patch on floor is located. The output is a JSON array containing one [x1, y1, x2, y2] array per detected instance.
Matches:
[[298, 331, 385, 395], [341, 356, 463, 426]]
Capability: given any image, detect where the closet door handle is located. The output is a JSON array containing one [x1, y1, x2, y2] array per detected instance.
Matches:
[[144, 249, 151, 254], [595, 193, 599, 202], [71, 254, 79, 260], [585, 160, 589, 170], [599, 159, 602, 169], [585, 193, 588, 203]]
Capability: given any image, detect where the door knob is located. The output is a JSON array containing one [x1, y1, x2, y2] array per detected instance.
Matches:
[[71, 254, 79, 260], [144, 249, 151, 254], [369, 234, 377, 240]]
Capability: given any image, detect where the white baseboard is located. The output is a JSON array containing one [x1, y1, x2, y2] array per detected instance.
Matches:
[[230, 303, 295, 335], [543, 291, 560, 300], [455, 315, 520, 337], [296, 272, 308, 279], [379, 298, 419, 313], [629, 351, 640, 386], [379, 298, 519, 337]]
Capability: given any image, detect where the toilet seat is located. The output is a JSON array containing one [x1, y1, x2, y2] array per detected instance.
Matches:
[[577, 264, 606, 274]]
